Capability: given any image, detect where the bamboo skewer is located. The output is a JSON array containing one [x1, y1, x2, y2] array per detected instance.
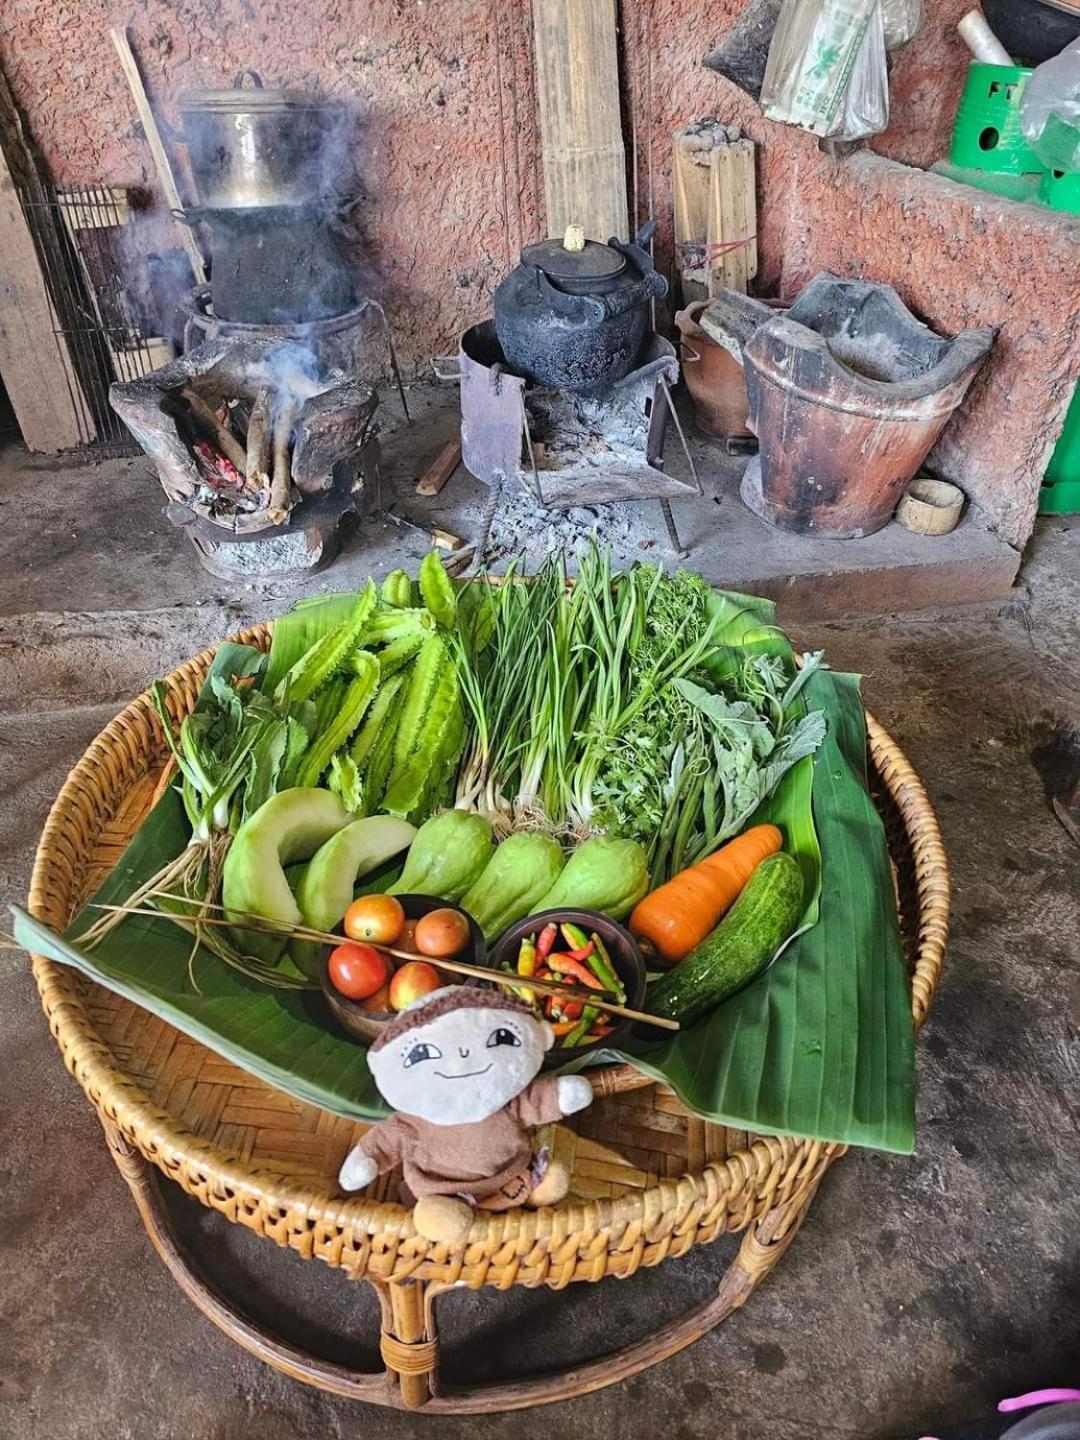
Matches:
[[89, 900, 680, 1032]]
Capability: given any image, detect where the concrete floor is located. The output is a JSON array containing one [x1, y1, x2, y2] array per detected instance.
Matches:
[[2, 400, 1079, 1440]]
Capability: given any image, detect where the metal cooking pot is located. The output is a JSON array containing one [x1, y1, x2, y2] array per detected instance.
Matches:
[[176, 71, 335, 210], [493, 221, 668, 393]]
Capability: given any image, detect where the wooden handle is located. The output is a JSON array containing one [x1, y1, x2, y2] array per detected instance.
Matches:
[[109, 26, 208, 287]]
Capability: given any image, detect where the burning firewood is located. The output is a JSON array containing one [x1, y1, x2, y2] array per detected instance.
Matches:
[[269, 398, 300, 525], [180, 387, 248, 478], [245, 388, 272, 493], [194, 441, 245, 490]]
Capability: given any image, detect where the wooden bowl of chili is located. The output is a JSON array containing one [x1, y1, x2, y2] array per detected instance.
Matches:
[[490, 908, 647, 1067]]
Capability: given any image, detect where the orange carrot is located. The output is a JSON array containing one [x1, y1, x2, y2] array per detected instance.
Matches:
[[628, 825, 784, 967]]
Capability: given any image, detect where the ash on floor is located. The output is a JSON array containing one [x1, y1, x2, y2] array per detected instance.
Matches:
[[478, 478, 661, 563]]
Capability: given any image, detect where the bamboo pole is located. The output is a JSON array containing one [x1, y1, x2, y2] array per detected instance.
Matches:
[[245, 388, 272, 493], [180, 388, 248, 475], [109, 25, 208, 287], [532, 0, 628, 242], [269, 399, 299, 524]]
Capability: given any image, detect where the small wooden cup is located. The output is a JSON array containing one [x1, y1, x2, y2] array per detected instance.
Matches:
[[896, 478, 965, 535]]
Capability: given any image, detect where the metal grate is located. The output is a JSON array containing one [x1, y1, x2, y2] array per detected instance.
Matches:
[[17, 182, 166, 455]]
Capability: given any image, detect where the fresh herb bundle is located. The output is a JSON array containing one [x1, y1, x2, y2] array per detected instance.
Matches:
[[452, 546, 827, 884]]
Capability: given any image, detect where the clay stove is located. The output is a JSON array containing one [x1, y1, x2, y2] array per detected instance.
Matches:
[[110, 74, 408, 579], [111, 334, 380, 579]]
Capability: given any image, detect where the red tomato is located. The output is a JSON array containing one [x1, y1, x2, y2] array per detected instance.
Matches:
[[397, 919, 420, 954], [343, 894, 405, 945], [389, 961, 443, 1012], [414, 907, 470, 958], [328, 942, 390, 1001]]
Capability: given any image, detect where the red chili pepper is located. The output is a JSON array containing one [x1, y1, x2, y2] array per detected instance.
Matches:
[[561, 1000, 583, 1021], [536, 923, 559, 961], [547, 953, 605, 990]]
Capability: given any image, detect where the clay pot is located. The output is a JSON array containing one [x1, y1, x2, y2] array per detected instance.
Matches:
[[675, 301, 753, 439]]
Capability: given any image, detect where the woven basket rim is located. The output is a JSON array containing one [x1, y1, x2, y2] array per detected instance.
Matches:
[[26, 622, 949, 1251]]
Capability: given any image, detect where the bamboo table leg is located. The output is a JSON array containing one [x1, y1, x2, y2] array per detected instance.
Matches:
[[380, 1279, 437, 1409]]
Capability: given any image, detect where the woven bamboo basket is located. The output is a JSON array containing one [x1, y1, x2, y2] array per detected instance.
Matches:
[[27, 625, 948, 1412]]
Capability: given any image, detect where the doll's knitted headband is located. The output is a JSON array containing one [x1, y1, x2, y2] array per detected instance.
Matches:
[[368, 986, 536, 1054]]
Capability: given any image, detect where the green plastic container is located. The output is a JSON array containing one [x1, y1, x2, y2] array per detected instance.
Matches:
[[932, 160, 1043, 203], [1040, 385, 1080, 516], [1039, 164, 1080, 216], [949, 63, 1042, 176]]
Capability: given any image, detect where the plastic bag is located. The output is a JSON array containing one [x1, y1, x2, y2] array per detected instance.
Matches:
[[761, 0, 889, 140], [880, 0, 923, 50], [840, 2, 889, 138], [1020, 37, 1080, 173]]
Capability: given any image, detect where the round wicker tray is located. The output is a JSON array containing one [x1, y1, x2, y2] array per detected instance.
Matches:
[[27, 626, 949, 1412]]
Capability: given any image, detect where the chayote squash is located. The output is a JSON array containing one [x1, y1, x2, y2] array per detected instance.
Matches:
[[222, 788, 353, 963], [389, 808, 494, 902], [460, 832, 566, 941], [290, 815, 417, 978], [534, 835, 650, 921]]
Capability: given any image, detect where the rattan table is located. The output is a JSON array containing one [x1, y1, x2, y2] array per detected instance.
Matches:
[[28, 628, 948, 1412]]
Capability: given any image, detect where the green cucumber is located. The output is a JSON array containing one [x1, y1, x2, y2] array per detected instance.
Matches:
[[645, 853, 804, 1026]]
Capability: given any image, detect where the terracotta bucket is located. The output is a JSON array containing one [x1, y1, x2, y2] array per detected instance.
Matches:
[[674, 301, 752, 440]]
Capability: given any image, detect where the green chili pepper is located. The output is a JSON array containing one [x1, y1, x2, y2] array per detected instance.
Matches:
[[562, 1004, 599, 1047], [588, 932, 625, 1003], [560, 921, 590, 951]]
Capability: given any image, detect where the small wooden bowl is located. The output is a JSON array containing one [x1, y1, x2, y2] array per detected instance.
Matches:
[[896, 477, 965, 535], [319, 894, 486, 1045], [491, 909, 647, 1067]]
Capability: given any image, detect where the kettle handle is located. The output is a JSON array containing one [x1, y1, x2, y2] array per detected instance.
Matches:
[[232, 70, 265, 89], [590, 268, 668, 321]]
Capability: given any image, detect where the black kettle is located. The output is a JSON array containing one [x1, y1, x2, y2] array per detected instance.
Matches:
[[493, 221, 667, 394]]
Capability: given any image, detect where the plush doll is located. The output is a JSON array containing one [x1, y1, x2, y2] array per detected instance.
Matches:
[[338, 986, 593, 1243]]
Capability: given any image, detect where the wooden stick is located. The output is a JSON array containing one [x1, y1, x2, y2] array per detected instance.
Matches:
[[245, 388, 272, 494], [109, 26, 208, 287], [180, 388, 248, 475], [269, 399, 298, 525], [93, 900, 680, 1031], [415, 439, 461, 497]]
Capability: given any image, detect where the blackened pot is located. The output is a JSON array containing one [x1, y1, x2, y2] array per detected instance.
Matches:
[[493, 221, 667, 393]]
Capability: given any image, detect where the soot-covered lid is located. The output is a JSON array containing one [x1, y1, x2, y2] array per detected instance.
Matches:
[[179, 71, 322, 114], [520, 225, 626, 286]]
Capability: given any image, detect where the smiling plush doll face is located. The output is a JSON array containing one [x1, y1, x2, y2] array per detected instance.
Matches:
[[367, 987, 554, 1126]]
